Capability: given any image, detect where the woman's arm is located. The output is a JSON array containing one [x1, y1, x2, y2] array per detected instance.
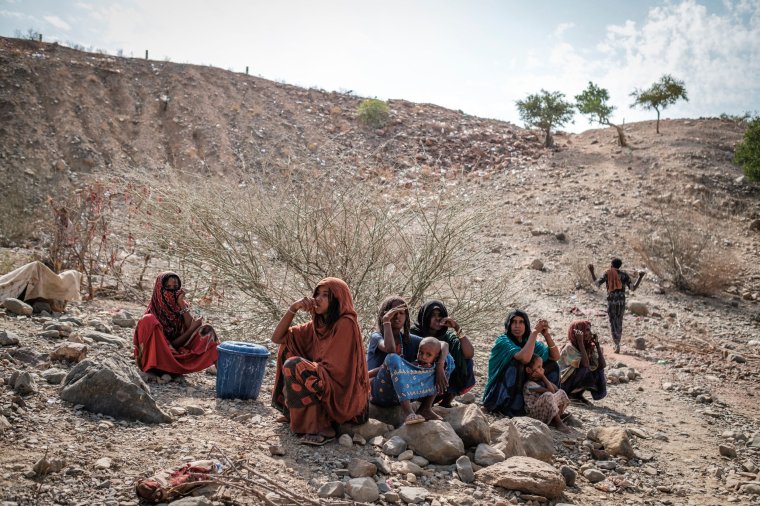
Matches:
[[513, 327, 541, 364], [542, 325, 560, 362], [377, 305, 406, 354], [577, 334, 590, 369], [272, 297, 314, 344], [435, 342, 450, 394], [447, 319, 475, 359]]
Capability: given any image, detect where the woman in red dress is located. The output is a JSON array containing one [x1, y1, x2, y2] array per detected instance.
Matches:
[[133, 272, 218, 375]]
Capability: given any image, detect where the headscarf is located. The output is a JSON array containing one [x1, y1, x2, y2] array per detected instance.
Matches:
[[410, 299, 447, 338], [504, 309, 531, 345], [273, 277, 369, 424], [567, 320, 596, 352], [483, 309, 547, 400], [410, 299, 470, 391], [145, 272, 185, 340], [605, 267, 624, 292], [375, 295, 411, 350]]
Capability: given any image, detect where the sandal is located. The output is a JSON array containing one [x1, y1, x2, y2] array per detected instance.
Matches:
[[300, 434, 335, 446], [404, 413, 426, 425]]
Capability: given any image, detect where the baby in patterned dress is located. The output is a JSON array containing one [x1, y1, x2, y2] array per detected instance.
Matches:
[[524, 354, 571, 433]]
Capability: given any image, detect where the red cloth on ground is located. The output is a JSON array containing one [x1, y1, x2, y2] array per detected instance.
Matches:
[[272, 278, 369, 434], [133, 313, 218, 375]]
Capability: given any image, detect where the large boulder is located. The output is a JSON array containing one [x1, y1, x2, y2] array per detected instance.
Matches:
[[475, 456, 565, 499], [12, 371, 38, 395], [369, 402, 411, 427], [60, 357, 171, 423], [511, 417, 555, 462], [491, 418, 528, 459], [474, 443, 506, 466], [434, 404, 490, 447], [112, 310, 136, 328], [391, 420, 465, 464], [628, 301, 648, 316], [0, 330, 20, 346], [587, 426, 635, 458]]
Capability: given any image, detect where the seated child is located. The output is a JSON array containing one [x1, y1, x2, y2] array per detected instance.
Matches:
[[524, 354, 571, 433], [369, 336, 452, 425]]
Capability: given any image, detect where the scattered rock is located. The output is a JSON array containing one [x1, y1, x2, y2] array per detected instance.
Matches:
[[490, 418, 527, 459], [456, 456, 475, 483], [0, 330, 20, 346], [185, 405, 205, 416], [88, 319, 112, 333], [111, 310, 136, 328], [529, 259, 544, 271], [587, 426, 635, 458], [3, 298, 33, 316], [346, 477, 379, 503], [94, 457, 112, 470], [398, 486, 429, 504], [59, 357, 172, 423], [383, 436, 407, 457], [348, 458, 376, 478], [81, 331, 126, 347], [12, 371, 37, 395], [560, 465, 576, 486], [339, 418, 391, 440], [392, 461, 423, 476], [474, 443, 506, 466], [475, 456, 565, 499], [169, 498, 213, 506], [719, 444, 737, 458], [582, 468, 605, 483], [391, 420, 465, 464], [634, 337, 646, 350], [0, 415, 11, 432], [41, 368, 67, 384], [317, 481, 344, 498], [50, 342, 88, 362], [33, 456, 65, 475], [338, 434, 353, 448], [628, 301, 648, 316]]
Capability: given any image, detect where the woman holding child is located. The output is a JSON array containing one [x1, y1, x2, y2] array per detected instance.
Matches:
[[482, 309, 560, 416], [271, 278, 369, 445], [410, 300, 476, 407], [368, 296, 454, 425]]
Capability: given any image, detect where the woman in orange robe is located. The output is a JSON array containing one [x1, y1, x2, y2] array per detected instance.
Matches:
[[271, 278, 369, 445], [133, 272, 218, 375]]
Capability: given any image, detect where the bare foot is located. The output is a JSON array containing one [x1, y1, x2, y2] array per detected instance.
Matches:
[[404, 413, 426, 425], [417, 408, 442, 421], [300, 433, 334, 445], [275, 415, 289, 424]]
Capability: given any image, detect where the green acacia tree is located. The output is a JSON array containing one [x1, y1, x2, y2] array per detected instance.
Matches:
[[515, 90, 575, 148], [735, 117, 760, 182], [630, 74, 688, 134], [575, 81, 627, 147]]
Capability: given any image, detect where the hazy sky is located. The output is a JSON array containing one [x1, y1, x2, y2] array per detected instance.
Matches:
[[2, 0, 758, 131]]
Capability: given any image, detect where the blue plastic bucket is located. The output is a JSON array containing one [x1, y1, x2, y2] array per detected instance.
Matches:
[[216, 341, 271, 400]]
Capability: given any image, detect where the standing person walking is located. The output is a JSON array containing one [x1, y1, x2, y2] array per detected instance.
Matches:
[[588, 258, 644, 353]]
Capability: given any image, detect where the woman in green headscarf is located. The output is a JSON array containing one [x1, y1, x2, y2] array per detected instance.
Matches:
[[482, 309, 560, 416]]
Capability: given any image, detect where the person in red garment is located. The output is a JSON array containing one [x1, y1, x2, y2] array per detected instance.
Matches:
[[133, 272, 219, 375], [271, 277, 369, 445]]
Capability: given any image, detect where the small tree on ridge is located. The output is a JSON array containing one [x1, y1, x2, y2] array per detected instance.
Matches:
[[575, 81, 627, 147], [630, 74, 688, 134], [735, 116, 760, 182], [516, 90, 575, 148]]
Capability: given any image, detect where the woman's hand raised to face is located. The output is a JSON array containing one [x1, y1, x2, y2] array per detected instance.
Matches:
[[382, 304, 407, 324], [292, 296, 317, 313], [439, 317, 460, 333]]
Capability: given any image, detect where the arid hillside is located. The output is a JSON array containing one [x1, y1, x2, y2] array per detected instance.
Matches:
[[1, 35, 759, 506]]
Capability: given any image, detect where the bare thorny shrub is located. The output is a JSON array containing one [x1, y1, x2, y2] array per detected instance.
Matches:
[[134, 174, 514, 340], [632, 205, 739, 296]]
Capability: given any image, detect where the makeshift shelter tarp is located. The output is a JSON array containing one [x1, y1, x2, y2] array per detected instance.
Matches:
[[0, 261, 82, 302]]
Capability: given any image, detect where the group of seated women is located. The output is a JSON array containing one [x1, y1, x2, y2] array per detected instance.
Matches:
[[133, 274, 607, 445]]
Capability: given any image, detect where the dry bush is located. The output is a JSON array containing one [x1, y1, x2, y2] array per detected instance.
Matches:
[[632, 207, 739, 296], [565, 250, 594, 291], [134, 174, 512, 338]]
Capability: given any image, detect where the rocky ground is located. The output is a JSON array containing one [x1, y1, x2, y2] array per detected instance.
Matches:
[[1, 33, 759, 506]]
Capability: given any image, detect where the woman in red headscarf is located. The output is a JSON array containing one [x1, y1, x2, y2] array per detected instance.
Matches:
[[558, 320, 607, 405], [271, 278, 369, 445], [133, 272, 219, 375]]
